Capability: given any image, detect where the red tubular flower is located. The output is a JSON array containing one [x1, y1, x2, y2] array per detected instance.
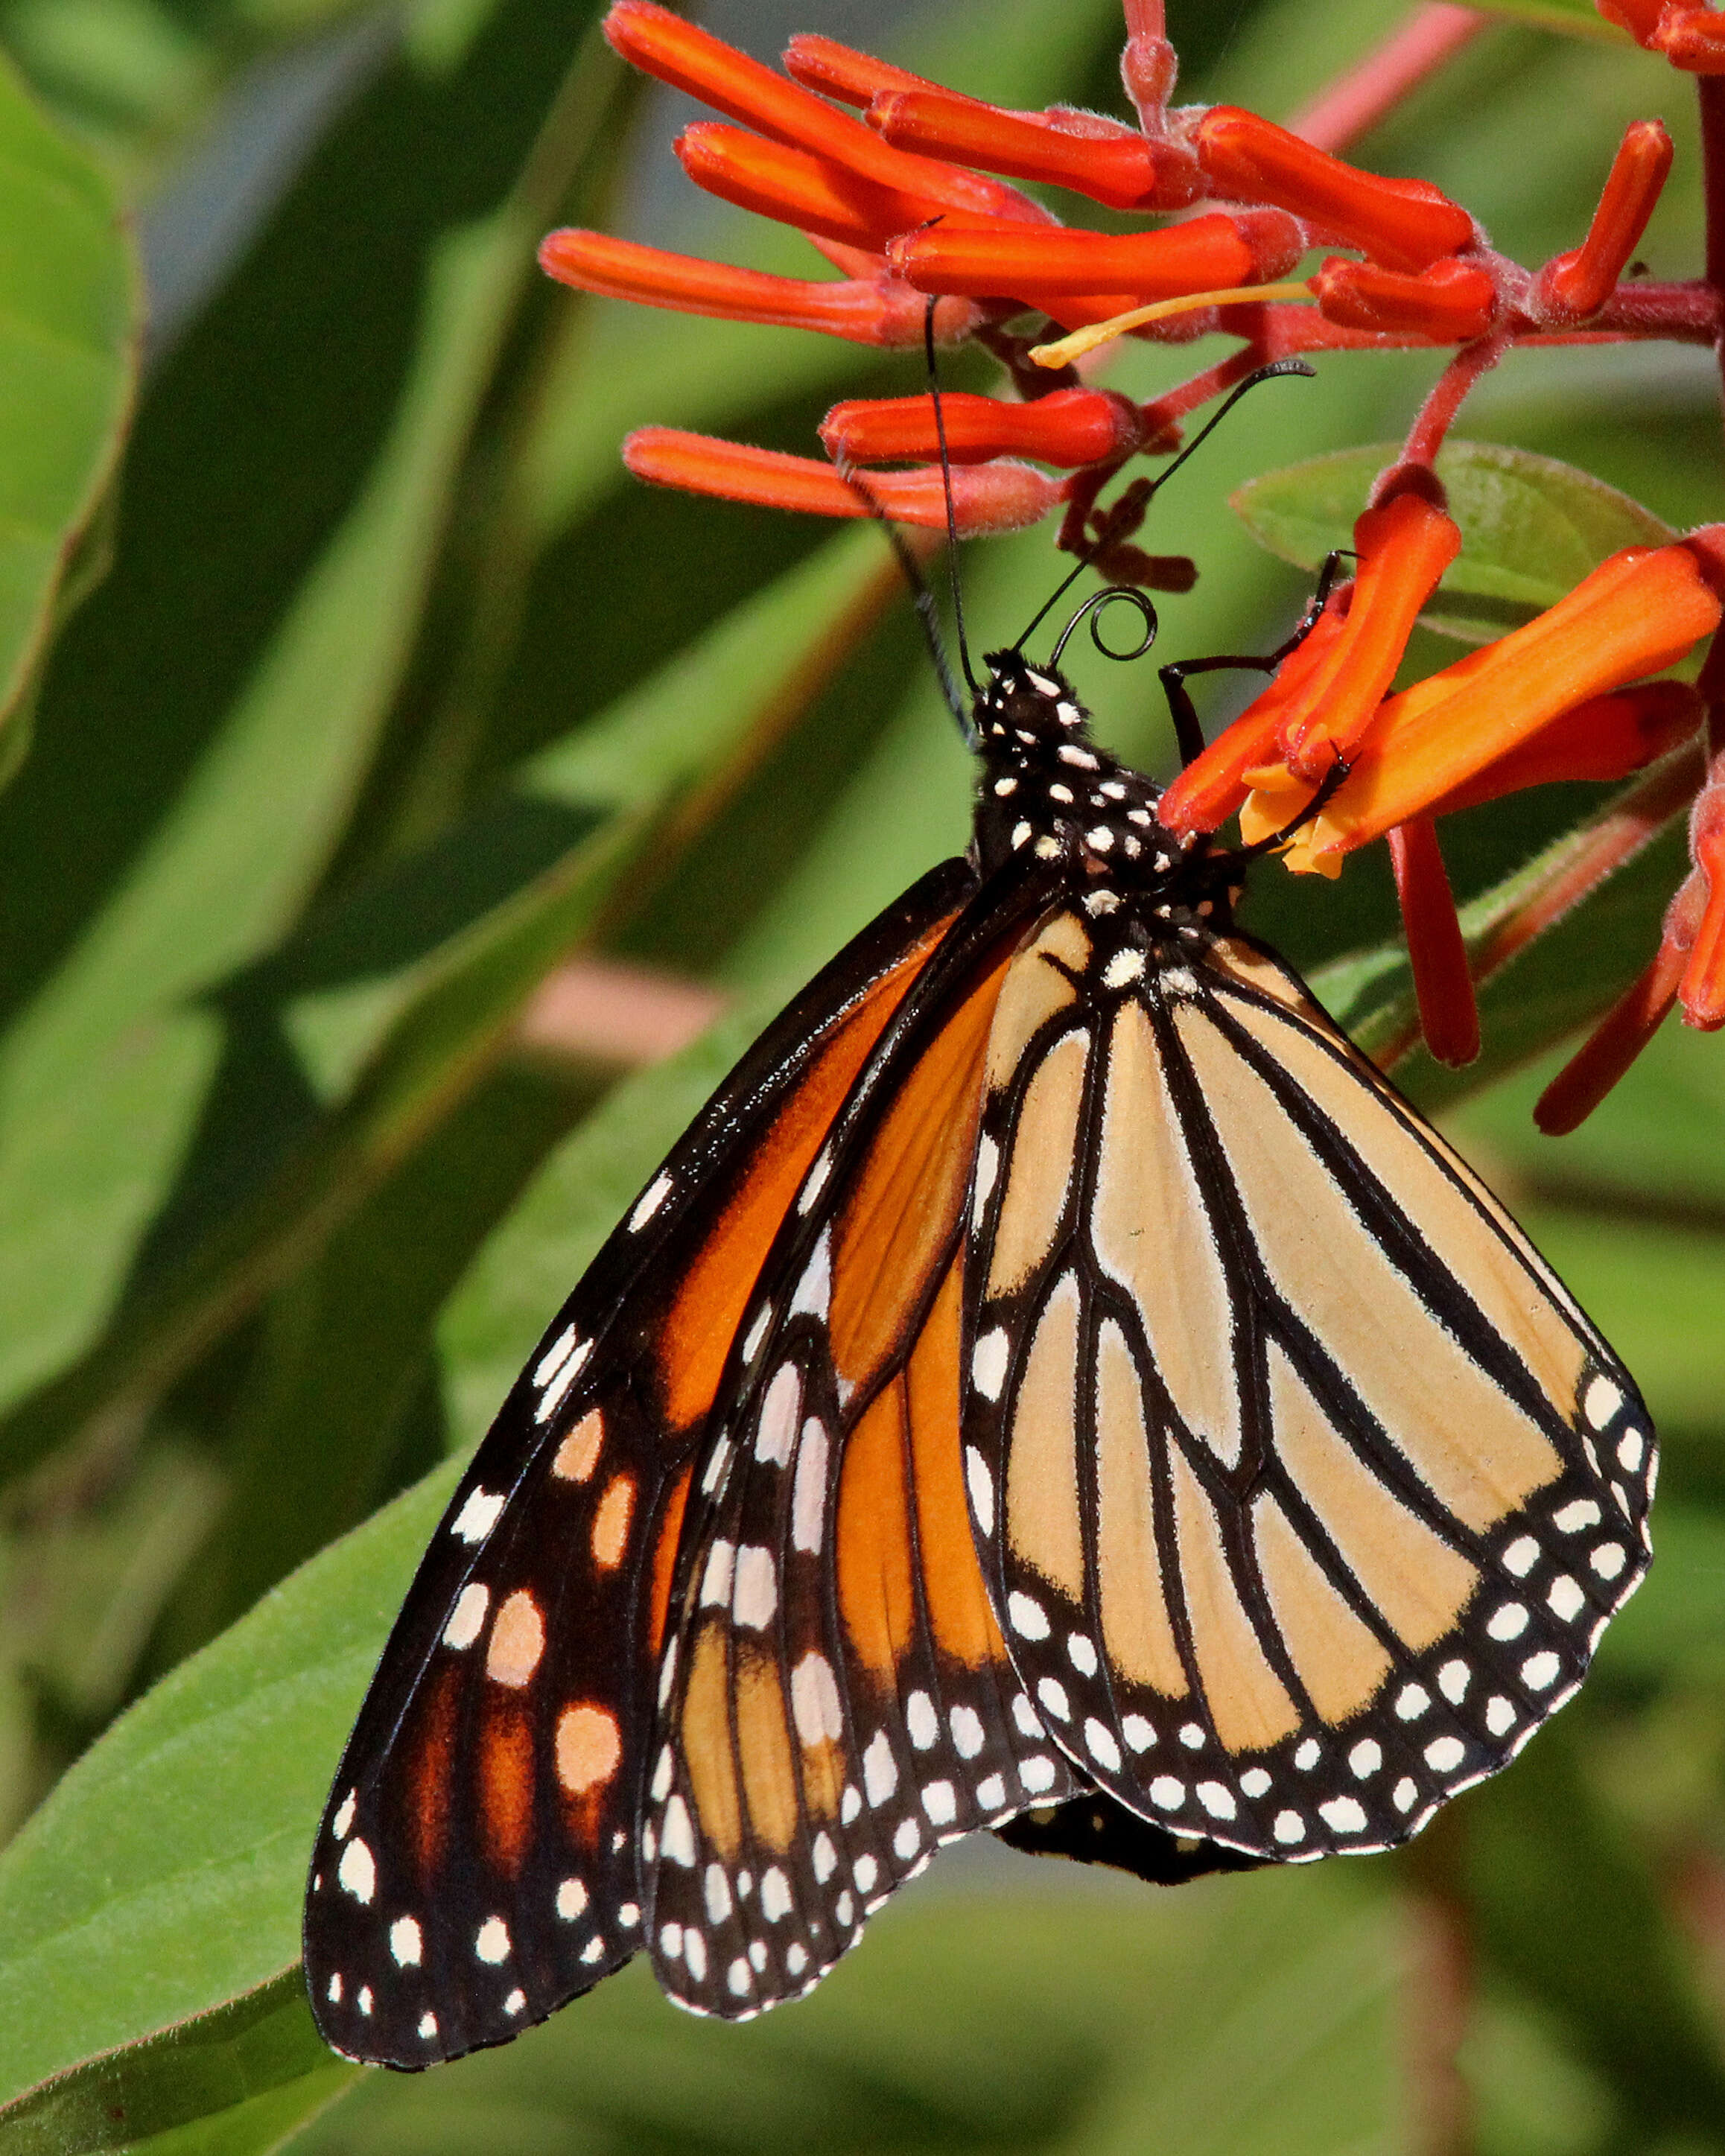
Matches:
[[1314, 256, 1499, 342], [623, 427, 1063, 531], [1196, 105, 1475, 271], [1388, 818, 1481, 1067], [781, 31, 943, 105], [675, 123, 1007, 255], [605, 0, 1045, 224], [1532, 121, 1674, 323], [537, 229, 983, 346], [1534, 905, 1695, 1135], [888, 209, 1304, 297], [820, 387, 1149, 468], [1268, 540, 1724, 867], [868, 90, 1167, 212]]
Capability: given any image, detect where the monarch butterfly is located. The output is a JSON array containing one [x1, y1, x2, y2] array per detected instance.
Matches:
[[306, 318, 1654, 2057], [302, 537, 1653, 2062]]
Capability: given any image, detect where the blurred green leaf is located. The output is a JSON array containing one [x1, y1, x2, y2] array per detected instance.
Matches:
[[1233, 441, 1676, 642], [295, 1868, 1407, 2156], [1464, 1720, 1725, 2143], [0, 48, 135, 779], [0, 1457, 454, 2107], [0, 1972, 354, 2156]]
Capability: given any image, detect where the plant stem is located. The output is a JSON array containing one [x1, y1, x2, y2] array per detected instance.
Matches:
[[1288, 4, 1490, 154]]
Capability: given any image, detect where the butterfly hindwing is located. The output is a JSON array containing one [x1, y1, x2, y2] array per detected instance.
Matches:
[[305, 862, 978, 2067], [965, 912, 1653, 1864]]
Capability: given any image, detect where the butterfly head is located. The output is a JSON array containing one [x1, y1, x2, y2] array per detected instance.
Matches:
[[972, 648, 1186, 873]]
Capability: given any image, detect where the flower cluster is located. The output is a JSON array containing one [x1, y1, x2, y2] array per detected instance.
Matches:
[[540, 0, 1725, 1126]]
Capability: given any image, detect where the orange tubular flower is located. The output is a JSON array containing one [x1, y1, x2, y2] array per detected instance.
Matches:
[[1420, 682, 1703, 817], [1314, 257, 1499, 343], [1158, 594, 1353, 836], [538, 230, 982, 347], [1160, 491, 1462, 843], [1195, 106, 1475, 271], [1263, 540, 1724, 869], [820, 388, 1149, 468], [623, 428, 1063, 531], [868, 90, 1166, 212], [889, 209, 1305, 298], [1531, 120, 1674, 323]]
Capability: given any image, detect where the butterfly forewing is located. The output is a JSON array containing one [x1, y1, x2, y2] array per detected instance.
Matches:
[[965, 914, 1653, 1864], [641, 869, 1089, 2017], [305, 864, 976, 2067]]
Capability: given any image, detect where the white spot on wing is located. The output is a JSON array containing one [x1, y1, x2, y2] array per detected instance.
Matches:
[[754, 1364, 801, 1466], [337, 1838, 375, 1904], [475, 1917, 511, 1962], [733, 1545, 777, 1629], [792, 1422, 829, 1552], [630, 1173, 673, 1231], [390, 1916, 423, 1966], [451, 1488, 505, 1543], [971, 1329, 1010, 1400]]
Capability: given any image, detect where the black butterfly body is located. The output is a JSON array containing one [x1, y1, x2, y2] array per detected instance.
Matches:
[[305, 649, 1653, 2067]]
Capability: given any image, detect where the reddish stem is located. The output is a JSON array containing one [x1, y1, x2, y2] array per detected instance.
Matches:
[[1401, 331, 1511, 468], [1287, 5, 1491, 155]]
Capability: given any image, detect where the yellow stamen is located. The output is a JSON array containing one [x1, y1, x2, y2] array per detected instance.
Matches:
[[1029, 280, 1317, 369]]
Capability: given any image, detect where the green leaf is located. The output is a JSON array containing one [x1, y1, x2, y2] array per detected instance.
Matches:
[[0, 1973, 354, 2156], [0, 48, 136, 778], [1232, 441, 1676, 643], [0, 1460, 455, 2108]]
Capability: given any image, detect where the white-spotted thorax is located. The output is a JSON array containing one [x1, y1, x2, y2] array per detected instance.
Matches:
[[970, 649, 1237, 950]]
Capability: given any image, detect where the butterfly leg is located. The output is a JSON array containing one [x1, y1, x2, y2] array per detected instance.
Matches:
[[1157, 550, 1353, 769]]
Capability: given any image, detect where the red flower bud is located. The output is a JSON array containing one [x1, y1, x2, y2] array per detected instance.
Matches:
[[1654, 5, 1725, 70], [1595, 0, 1667, 36], [781, 32, 941, 106], [1195, 105, 1475, 272], [888, 209, 1303, 297], [1313, 256, 1498, 342], [869, 90, 1167, 212], [623, 427, 1063, 531], [537, 229, 983, 346], [819, 387, 1148, 467], [676, 123, 1004, 255], [605, 0, 1044, 224], [1531, 119, 1673, 323]]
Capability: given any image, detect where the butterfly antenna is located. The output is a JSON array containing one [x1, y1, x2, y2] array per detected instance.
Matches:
[[834, 453, 975, 748], [1013, 357, 1315, 657], [924, 301, 979, 699]]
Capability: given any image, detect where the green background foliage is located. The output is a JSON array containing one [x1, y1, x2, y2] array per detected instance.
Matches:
[[0, 0, 1720, 2149]]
